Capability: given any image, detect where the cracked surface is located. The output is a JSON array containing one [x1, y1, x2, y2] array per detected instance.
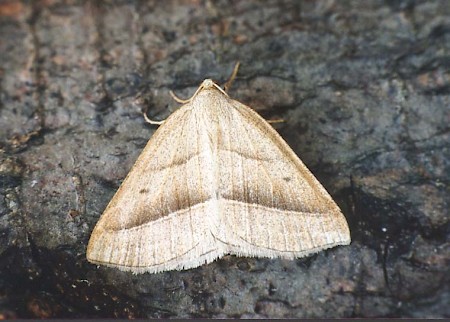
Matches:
[[0, 0, 448, 318]]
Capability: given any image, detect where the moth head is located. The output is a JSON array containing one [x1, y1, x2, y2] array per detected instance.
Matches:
[[199, 79, 228, 97], [200, 79, 216, 89]]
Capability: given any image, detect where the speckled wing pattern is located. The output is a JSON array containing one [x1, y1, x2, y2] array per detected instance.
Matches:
[[86, 80, 351, 274]]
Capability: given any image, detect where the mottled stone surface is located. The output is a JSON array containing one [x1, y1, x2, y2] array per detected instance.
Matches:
[[0, 0, 448, 318]]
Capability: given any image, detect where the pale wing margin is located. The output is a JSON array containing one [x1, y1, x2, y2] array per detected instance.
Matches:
[[87, 202, 224, 273]]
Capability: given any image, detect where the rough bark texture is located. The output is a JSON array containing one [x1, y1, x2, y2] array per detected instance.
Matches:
[[0, 0, 449, 318]]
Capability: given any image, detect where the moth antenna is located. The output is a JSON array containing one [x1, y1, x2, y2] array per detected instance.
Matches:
[[223, 61, 240, 92], [143, 111, 165, 125]]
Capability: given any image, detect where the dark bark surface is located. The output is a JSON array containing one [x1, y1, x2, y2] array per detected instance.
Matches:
[[0, 0, 449, 318]]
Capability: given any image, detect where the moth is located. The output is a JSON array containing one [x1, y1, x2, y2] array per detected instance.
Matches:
[[87, 65, 351, 273]]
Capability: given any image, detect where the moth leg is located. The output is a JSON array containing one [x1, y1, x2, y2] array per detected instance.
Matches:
[[267, 118, 285, 124]]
